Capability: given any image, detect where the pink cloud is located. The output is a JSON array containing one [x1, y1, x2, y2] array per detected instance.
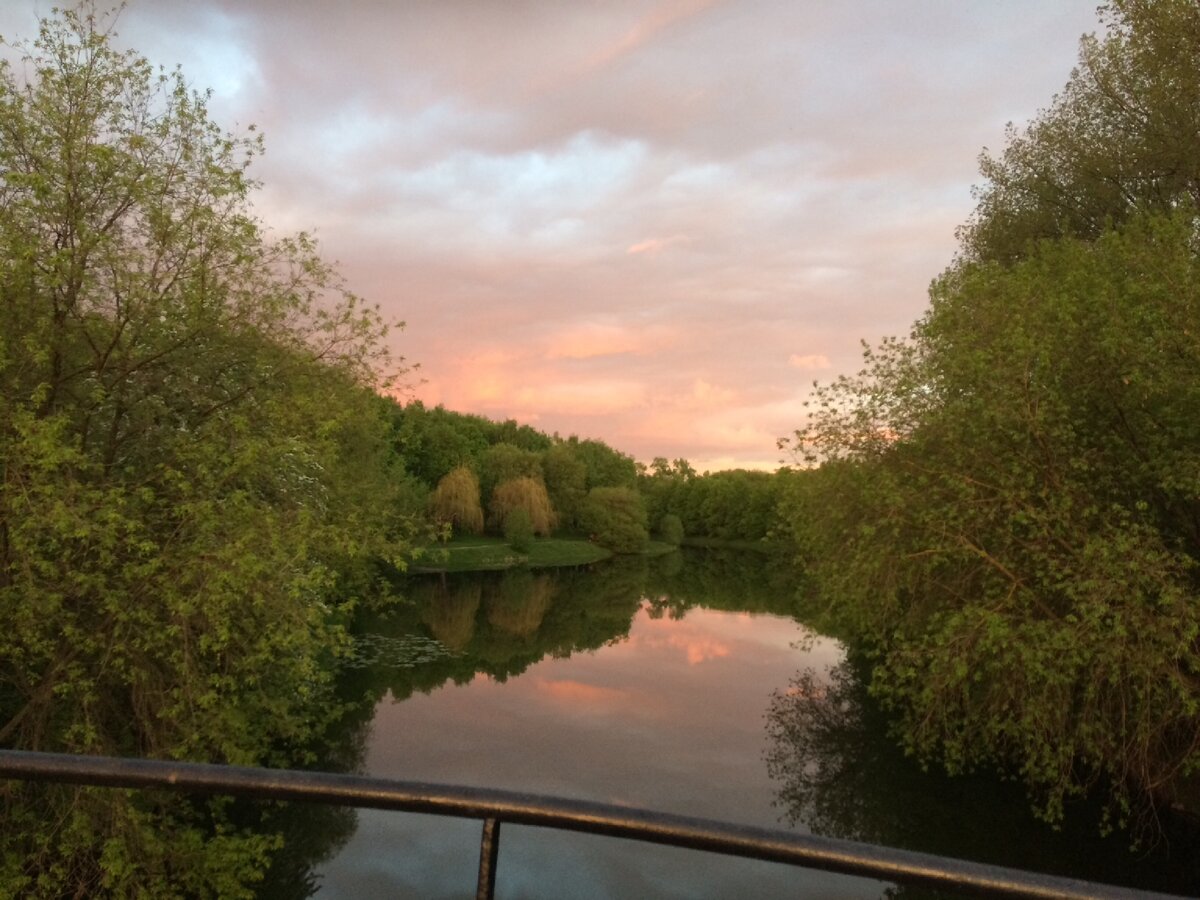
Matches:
[[583, 0, 724, 74], [788, 353, 831, 370], [544, 323, 657, 359], [90, 0, 1105, 472], [626, 234, 690, 255], [624, 620, 733, 665]]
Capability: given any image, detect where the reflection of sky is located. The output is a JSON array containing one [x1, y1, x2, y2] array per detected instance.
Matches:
[[314, 605, 877, 898]]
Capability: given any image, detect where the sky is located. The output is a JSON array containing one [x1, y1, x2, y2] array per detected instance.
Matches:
[[0, 1, 1105, 471]]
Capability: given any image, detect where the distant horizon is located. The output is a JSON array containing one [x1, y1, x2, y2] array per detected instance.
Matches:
[[0, 1, 1105, 472]]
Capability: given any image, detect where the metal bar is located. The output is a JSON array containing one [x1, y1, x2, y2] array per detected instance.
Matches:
[[476, 816, 500, 900], [0, 749, 1184, 900]]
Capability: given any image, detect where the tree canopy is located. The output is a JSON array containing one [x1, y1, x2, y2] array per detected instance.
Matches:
[[0, 7, 413, 894], [962, 0, 1200, 263], [783, 0, 1200, 838]]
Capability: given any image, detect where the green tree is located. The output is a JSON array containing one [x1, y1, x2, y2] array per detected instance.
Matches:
[[638, 456, 695, 529], [659, 513, 684, 546], [503, 507, 535, 554], [782, 1, 1200, 839], [542, 442, 588, 530], [488, 477, 556, 536], [0, 8, 412, 895], [479, 442, 542, 507], [962, 0, 1200, 263], [391, 401, 490, 486], [567, 436, 639, 490], [579, 487, 649, 553], [787, 217, 1200, 835], [495, 417, 553, 452], [428, 466, 485, 536]]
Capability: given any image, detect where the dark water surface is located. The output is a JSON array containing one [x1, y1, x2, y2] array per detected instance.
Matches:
[[310, 552, 1198, 898]]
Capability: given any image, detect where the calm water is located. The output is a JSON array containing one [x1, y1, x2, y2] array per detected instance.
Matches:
[[308, 552, 1198, 898]]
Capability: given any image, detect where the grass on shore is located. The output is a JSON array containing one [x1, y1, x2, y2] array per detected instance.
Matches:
[[408, 535, 613, 573], [407, 535, 681, 573]]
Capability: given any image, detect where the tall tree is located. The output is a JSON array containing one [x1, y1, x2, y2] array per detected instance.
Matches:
[[542, 442, 588, 530], [479, 442, 542, 507], [783, 0, 1200, 838], [429, 466, 485, 536], [962, 0, 1200, 263], [0, 8, 412, 894], [488, 477, 556, 536]]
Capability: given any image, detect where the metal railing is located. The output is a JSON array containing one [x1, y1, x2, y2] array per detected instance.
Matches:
[[0, 749, 1184, 899]]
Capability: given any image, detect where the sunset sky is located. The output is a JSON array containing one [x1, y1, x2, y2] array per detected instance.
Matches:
[[2, 1, 1104, 471]]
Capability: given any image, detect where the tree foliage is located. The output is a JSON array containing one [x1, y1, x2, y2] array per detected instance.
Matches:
[[542, 442, 589, 530], [579, 486, 649, 554], [428, 466, 485, 536], [0, 8, 412, 894], [783, 0, 1200, 838], [659, 513, 684, 546], [503, 507, 535, 554], [479, 442, 542, 507], [567, 436, 639, 490], [962, 0, 1200, 263], [641, 465, 785, 543], [488, 477, 556, 536]]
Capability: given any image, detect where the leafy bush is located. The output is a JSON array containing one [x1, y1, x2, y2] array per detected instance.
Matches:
[[580, 487, 649, 553], [504, 507, 535, 553], [659, 513, 684, 546]]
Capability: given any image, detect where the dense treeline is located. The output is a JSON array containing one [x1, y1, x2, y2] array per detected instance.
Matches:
[[384, 399, 790, 552], [385, 399, 647, 548], [639, 458, 787, 545], [0, 10, 413, 895], [782, 0, 1200, 838]]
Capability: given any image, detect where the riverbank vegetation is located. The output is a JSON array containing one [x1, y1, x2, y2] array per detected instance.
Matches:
[[409, 536, 614, 573], [781, 0, 1200, 840], [0, 9, 423, 896]]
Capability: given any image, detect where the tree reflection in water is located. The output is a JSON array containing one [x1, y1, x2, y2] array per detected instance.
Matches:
[[764, 660, 1200, 897], [417, 578, 483, 650], [487, 570, 555, 638]]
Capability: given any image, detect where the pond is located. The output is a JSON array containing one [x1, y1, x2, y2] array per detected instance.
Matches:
[[307, 550, 1198, 898]]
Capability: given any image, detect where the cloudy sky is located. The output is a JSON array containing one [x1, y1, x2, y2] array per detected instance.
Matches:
[[2, 1, 1103, 471]]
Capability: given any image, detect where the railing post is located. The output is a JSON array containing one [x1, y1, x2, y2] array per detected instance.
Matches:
[[476, 816, 501, 900]]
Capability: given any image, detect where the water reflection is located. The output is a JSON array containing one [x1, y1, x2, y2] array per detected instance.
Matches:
[[315, 551, 867, 898], [764, 659, 1200, 897], [343, 559, 655, 707], [419, 578, 483, 650], [487, 570, 554, 637]]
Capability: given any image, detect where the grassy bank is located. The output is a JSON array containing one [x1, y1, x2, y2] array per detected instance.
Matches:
[[408, 536, 682, 573], [408, 536, 613, 573]]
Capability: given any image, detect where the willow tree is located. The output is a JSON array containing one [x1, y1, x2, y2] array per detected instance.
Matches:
[[488, 477, 556, 536], [0, 7, 410, 895], [429, 465, 485, 535], [783, 0, 1200, 840]]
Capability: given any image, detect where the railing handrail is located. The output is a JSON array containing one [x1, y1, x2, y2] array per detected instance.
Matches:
[[0, 749, 1184, 899]]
